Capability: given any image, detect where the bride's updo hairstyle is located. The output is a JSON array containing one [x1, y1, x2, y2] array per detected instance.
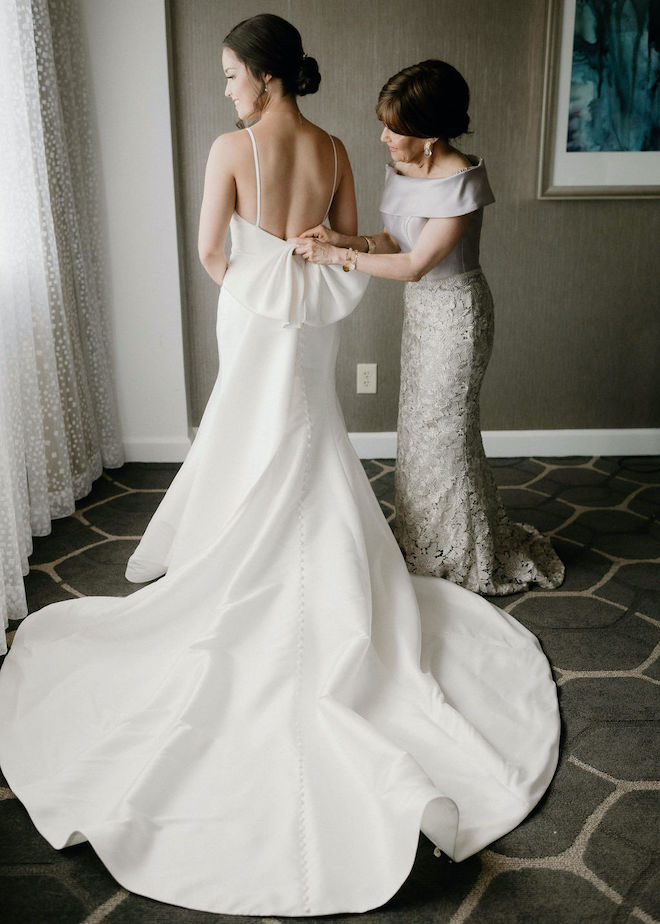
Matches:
[[223, 13, 321, 97], [376, 59, 470, 141]]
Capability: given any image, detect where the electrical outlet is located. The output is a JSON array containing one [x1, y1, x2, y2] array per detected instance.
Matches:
[[356, 363, 377, 394]]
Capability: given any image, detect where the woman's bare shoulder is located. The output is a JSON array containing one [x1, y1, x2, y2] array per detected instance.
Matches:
[[332, 136, 354, 181], [329, 133, 349, 157], [308, 126, 351, 172], [208, 129, 250, 162], [203, 131, 253, 185], [300, 119, 348, 151]]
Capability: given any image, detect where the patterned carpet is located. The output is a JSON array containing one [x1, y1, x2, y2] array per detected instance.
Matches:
[[0, 456, 658, 923]]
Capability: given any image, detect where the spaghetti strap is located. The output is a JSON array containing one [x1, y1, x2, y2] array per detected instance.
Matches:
[[323, 133, 338, 222], [246, 127, 261, 229]]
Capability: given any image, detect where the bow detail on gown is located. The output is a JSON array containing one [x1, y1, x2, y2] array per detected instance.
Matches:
[[224, 213, 369, 328]]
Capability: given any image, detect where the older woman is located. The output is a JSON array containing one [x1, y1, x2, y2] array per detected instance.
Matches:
[[295, 59, 564, 595]]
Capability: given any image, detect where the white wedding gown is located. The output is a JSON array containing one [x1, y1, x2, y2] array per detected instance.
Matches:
[[0, 131, 559, 917]]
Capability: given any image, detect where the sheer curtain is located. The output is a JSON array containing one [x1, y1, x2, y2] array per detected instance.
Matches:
[[0, 0, 124, 652]]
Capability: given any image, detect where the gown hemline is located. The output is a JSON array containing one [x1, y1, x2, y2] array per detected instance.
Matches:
[[0, 759, 456, 917]]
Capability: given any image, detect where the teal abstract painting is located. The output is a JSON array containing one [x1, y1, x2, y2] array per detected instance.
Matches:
[[568, 0, 660, 151]]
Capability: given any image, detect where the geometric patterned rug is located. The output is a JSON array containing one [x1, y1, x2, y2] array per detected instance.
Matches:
[[1, 456, 658, 923]]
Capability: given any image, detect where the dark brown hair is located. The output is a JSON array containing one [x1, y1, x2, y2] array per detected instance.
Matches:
[[223, 13, 320, 97], [376, 60, 470, 140]]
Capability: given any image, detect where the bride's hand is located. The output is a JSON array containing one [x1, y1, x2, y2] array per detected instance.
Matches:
[[290, 237, 339, 265], [297, 224, 343, 246]]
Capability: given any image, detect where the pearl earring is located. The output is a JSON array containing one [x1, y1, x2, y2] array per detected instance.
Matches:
[[424, 140, 433, 157]]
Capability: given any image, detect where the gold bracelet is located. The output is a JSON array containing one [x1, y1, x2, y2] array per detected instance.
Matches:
[[362, 235, 375, 254]]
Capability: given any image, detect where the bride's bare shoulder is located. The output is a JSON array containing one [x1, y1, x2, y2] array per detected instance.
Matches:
[[209, 128, 251, 153], [205, 129, 252, 171], [304, 121, 351, 164], [328, 134, 353, 180]]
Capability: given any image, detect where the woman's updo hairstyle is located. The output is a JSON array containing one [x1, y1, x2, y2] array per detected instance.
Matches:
[[376, 59, 470, 141], [223, 13, 321, 97]]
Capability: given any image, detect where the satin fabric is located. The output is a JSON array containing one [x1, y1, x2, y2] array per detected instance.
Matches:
[[379, 157, 495, 280], [0, 218, 559, 916]]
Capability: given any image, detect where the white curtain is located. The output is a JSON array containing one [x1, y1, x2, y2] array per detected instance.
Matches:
[[0, 0, 124, 652]]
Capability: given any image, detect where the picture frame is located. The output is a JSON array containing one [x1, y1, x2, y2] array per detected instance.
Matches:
[[538, 0, 660, 199]]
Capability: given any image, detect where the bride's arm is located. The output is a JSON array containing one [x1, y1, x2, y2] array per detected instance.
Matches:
[[294, 213, 471, 281], [198, 134, 237, 285]]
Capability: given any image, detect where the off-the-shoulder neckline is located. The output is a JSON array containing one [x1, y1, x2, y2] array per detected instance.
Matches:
[[386, 155, 482, 180]]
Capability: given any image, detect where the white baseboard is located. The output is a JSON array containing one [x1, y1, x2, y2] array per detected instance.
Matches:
[[349, 429, 660, 460], [482, 429, 660, 457], [348, 432, 398, 459], [122, 436, 192, 463], [122, 429, 660, 463]]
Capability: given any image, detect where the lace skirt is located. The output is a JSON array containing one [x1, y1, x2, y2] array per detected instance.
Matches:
[[395, 269, 564, 595]]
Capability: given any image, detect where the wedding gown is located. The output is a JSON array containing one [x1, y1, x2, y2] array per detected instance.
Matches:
[[0, 129, 560, 917]]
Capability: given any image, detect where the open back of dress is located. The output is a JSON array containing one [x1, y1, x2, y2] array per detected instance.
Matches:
[[0, 129, 559, 917]]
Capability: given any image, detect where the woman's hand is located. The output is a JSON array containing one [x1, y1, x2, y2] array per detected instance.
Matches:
[[290, 237, 341, 265], [297, 224, 344, 246]]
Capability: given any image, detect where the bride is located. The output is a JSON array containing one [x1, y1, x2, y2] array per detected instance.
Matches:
[[0, 13, 559, 918]]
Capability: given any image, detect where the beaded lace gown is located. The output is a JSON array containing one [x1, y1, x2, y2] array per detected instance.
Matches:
[[381, 159, 565, 594], [0, 132, 559, 917]]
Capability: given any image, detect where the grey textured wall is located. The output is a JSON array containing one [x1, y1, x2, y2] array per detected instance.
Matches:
[[168, 0, 660, 431]]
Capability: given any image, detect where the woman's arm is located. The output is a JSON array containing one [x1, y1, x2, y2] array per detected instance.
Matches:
[[198, 134, 237, 285], [292, 213, 472, 281], [297, 224, 400, 255]]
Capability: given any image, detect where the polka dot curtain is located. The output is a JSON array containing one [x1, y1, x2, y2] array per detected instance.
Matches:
[[0, 0, 124, 652]]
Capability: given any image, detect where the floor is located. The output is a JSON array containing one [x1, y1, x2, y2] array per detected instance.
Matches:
[[0, 456, 658, 923]]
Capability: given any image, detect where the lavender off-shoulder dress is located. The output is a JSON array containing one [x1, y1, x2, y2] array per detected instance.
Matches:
[[380, 158, 564, 594]]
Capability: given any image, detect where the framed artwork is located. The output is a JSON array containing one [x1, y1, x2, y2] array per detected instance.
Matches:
[[538, 0, 660, 198]]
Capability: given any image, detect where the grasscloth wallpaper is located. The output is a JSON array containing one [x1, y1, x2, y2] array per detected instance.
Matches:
[[167, 0, 660, 432]]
